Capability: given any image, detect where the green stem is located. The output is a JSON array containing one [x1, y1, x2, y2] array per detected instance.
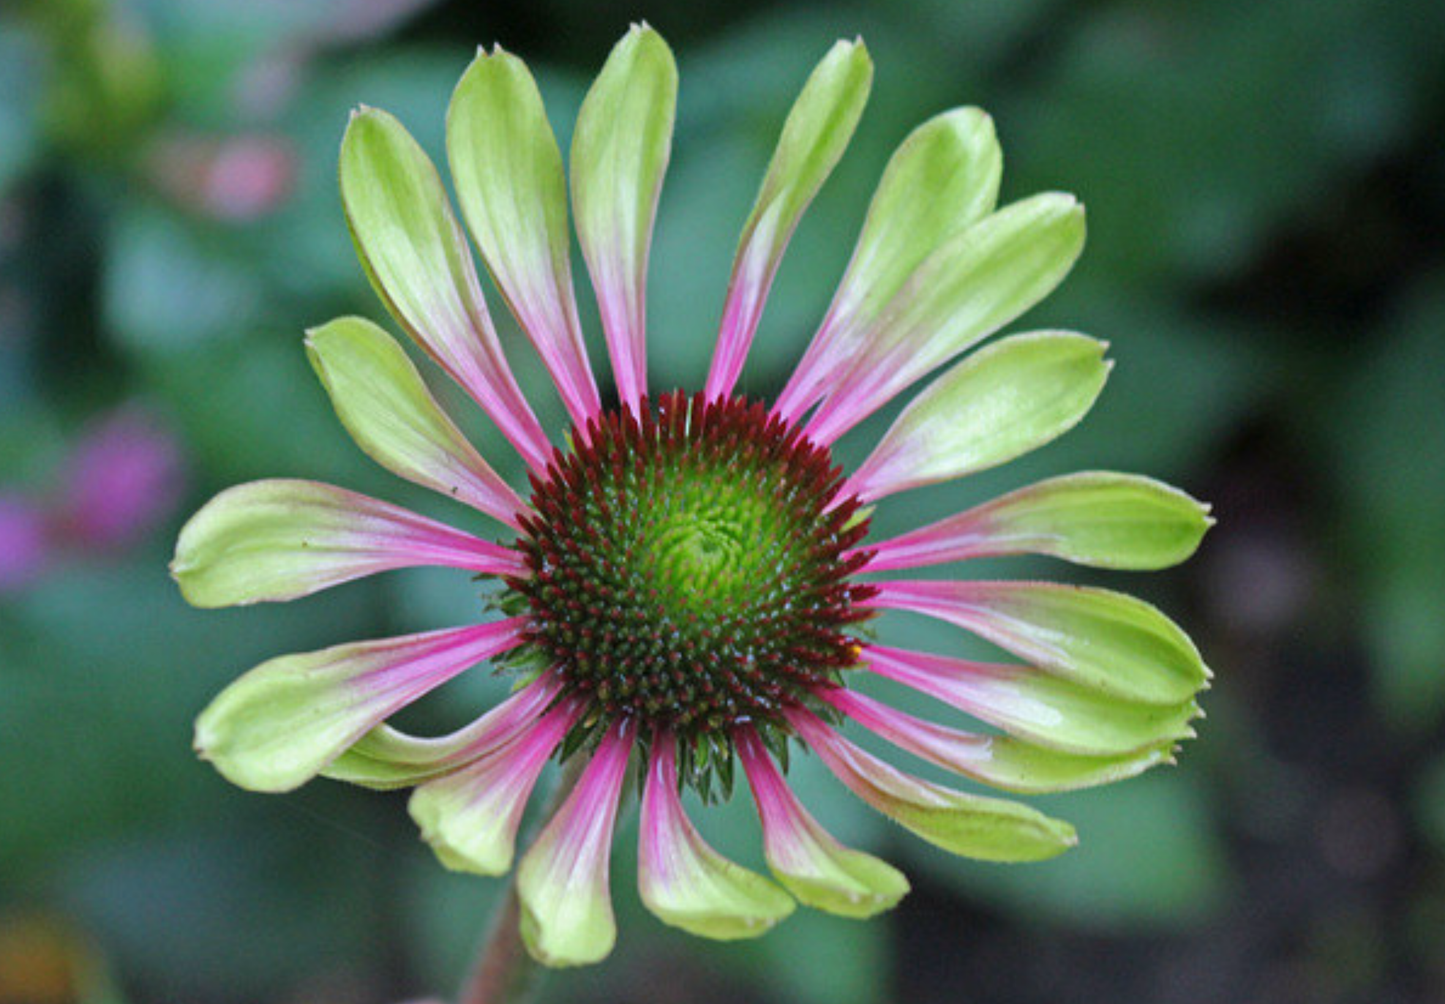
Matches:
[[455, 757, 588, 1004]]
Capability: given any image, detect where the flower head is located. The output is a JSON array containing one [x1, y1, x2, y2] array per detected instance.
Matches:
[[173, 26, 1213, 967]]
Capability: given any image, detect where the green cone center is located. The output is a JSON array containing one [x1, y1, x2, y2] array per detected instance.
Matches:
[[510, 392, 874, 742]]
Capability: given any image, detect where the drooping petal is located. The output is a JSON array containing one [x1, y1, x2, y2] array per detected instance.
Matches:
[[571, 24, 677, 411], [323, 671, 565, 790], [517, 720, 635, 967], [846, 331, 1110, 503], [408, 695, 585, 875], [863, 472, 1214, 573], [639, 731, 794, 939], [448, 46, 601, 426], [339, 106, 551, 470], [703, 39, 872, 401], [775, 107, 1002, 422], [172, 478, 524, 608], [305, 316, 525, 527], [805, 193, 1086, 444], [821, 687, 1173, 794], [787, 709, 1076, 862], [864, 644, 1199, 757], [870, 581, 1210, 707], [194, 618, 526, 793], [736, 726, 908, 918]]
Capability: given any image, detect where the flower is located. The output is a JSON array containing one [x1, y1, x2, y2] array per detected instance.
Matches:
[[172, 25, 1213, 967]]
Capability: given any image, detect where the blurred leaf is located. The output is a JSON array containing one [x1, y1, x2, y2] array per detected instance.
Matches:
[[747, 905, 888, 1004], [104, 204, 266, 351], [0, 23, 44, 192], [0, 552, 376, 875], [1004, 0, 1440, 283], [1330, 277, 1445, 728], [56, 820, 383, 999], [908, 773, 1229, 929]]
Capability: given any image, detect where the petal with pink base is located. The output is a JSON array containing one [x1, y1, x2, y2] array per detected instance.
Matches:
[[639, 732, 794, 939], [846, 331, 1110, 502], [822, 687, 1173, 794], [448, 47, 601, 426], [863, 644, 1199, 756], [306, 317, 525, 525], [870, 580, 1209, 706], [737, 727, 908, 918], [571, 25, 676, 411], [339, 107, 551, 470], [805, 193, 1086, 444], [194, 618, 526, 793], [172, 479, 524, 608], [775, 108, 1001, 422], [863, 471, 1213, 572], [517, 720, 636, 966], [704, 39, 872, 401], [408, 696, 585, 875], [324, 671, 565, 790], [787, 709, 1076, 862]]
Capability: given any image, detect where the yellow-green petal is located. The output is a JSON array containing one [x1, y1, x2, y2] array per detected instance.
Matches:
[[448, 45, 600, 424], [790, 710, 1077, 862], [738, 727, 909, 919], [571, 24, 677, 410], [873, 581, 1210, 707], [171, 478, 521, 608], [866, 471, 1214, 572], [517, 723, 634, 966], [807, 193, 1086, 444], [639, 733, 794, 939], [339, 106, 550, 469], [305, 316, 523, 525], [704, 38, 873, 399], [195, 620, 524, 793], [777, 107, 1002, 419], [850, 331, 1111, 501]]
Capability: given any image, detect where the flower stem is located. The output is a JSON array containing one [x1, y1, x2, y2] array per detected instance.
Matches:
[[455, 757, 588, 1004]]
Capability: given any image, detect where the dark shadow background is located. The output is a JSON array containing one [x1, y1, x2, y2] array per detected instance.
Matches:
[[2, 0, 1444, 1002]]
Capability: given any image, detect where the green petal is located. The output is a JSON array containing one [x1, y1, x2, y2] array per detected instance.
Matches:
[[448, 45, 599, 423], [791, 711, 1077, 862], [570, 24, 677, 409], [339, 106, 550, 469], [851, 331, 1111, 501], [875, 581, 1210, 707], [408, 699, 581, 875], [704, 38, 873, 399], [828, 687, 1176, 795], [965, 472, 1213, 568], [639, 734, 795, 939], [778, 107, 1001, 419], [305, 316, 523, 525], [867, 471, 1213, 572], [194, 621, 524, 793], [807, 193, 1087, 443], [322, 673, 564, 790], [171, 478, 520, 608], [517, 724, 634, 966], [864, 644, 1200, 757], [739, 729, 908, 919]]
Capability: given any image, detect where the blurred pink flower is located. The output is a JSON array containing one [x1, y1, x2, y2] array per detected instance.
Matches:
[[147, 135, 298, 222], [56, 407, 185, 551], [0, 494, 48, 592]]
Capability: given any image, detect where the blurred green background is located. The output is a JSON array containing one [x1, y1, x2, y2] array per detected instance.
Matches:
[[2, 0, 1443, 1001]]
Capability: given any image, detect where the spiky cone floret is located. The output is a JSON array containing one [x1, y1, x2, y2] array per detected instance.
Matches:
[[173, 23, 1213, 968]]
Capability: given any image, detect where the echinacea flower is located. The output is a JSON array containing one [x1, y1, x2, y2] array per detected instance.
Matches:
[[173, 26, 1213, 967]]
